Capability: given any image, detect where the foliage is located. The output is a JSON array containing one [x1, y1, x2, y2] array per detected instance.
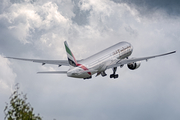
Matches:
[[4, 84, 42, 120]]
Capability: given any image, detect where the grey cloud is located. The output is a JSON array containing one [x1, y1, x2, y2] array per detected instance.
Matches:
[[111, 0, 180, 16], [71, 0, 90, 26], [0, 20, 32, 56], [10, 0, 36, 4]]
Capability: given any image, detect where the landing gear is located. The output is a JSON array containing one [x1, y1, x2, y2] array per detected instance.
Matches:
[[110, 67, 119, 79], [101, 71, 107, 77], [110, 74, 118, 78]]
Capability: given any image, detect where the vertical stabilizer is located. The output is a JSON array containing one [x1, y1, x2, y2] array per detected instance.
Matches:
[[64, 41, 78, 67]]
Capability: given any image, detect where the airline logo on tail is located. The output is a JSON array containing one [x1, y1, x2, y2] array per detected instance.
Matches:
[[64, 41, 78, 67], [64, 41, 91, 75]]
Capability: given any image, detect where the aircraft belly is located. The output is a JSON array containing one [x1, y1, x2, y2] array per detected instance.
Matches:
[[89, 62, 107, 73], [69, 72, 91, 78]]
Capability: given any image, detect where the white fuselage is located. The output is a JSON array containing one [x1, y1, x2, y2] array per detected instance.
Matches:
[[67, 41, 133, 78]]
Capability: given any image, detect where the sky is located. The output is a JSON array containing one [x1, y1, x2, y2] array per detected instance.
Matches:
[[0, 0, 180, 120]]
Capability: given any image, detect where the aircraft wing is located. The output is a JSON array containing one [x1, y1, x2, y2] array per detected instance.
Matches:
[[6, 57, 69, 66], [37, 71, 67, 74], [107, 51, 176, 69]]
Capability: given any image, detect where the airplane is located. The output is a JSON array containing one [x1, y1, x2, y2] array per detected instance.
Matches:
[[6, 41, 176, 79]]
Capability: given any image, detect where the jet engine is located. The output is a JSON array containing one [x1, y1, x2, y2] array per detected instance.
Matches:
[[127, 62, 141, 70]]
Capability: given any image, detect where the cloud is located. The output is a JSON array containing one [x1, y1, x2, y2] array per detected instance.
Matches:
[[111, 0, 180, 16], [0, 55, 16, 118], [71, 0, 91, 26], [0, 0, 75, 59], [0, 1, 70, 44]]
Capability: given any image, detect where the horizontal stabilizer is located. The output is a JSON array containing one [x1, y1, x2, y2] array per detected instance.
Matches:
[[37, 71, 67, 74]]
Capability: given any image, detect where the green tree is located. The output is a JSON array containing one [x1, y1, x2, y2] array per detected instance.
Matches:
[[4, 84, 42, 120]]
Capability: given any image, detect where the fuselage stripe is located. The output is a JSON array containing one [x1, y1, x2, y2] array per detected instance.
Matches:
[[77, 64, 91, 75]]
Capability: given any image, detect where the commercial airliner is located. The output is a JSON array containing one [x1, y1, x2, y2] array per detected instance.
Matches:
[[6, 41, 176, 79]]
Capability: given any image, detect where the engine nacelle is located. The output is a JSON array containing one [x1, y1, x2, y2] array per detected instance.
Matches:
[[127, 62, 141, 70]]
